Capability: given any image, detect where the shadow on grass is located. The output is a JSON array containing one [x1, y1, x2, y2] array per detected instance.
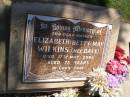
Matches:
[[73, 0, 109, 6]]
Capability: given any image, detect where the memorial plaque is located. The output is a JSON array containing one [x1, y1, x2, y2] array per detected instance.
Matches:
[[23, 14, 112, 82]]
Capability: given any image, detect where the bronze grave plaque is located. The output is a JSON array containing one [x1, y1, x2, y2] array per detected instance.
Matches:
[[23, 14, 112, 82]]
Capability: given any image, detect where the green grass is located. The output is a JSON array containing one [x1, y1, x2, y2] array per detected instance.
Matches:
[[74, 0, 130, 21]]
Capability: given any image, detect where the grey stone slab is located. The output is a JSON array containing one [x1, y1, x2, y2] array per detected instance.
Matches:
[[0, 2, 11, 93], [8, 0, 120, 91], [0, 42, 6, 93], [117, 23, 130, 97]]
